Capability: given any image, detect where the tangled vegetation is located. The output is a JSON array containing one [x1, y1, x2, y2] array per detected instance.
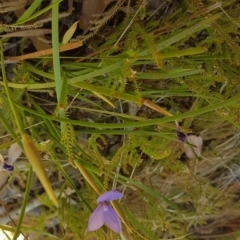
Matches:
[[0, 0, 240, 239]]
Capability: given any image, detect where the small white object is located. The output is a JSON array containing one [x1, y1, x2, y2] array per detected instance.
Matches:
[[184, 135, 203, 159], [7, 143, 22, 164], [0, 230, 25, 240]]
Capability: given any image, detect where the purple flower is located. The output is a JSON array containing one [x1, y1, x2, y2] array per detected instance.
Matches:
[[88, 190, 123, 233], [177, 128, 186, 142], [3, 162, 14, 171]]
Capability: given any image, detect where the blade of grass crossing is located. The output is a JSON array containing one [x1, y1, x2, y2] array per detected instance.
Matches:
[[52, 1, 66, 133], [16, 92, 240, 129], [12, 167, 33, 240], [16, 0, 43, 23], [16, 0, 64, 25]]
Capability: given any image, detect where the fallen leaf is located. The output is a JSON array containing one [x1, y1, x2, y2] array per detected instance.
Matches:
[[81, 0, 109, 33]]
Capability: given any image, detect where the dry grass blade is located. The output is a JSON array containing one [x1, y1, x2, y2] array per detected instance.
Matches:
[[0, 29, 52, 38], [5, 41, 83, 60], [0, 0, 27, 12]]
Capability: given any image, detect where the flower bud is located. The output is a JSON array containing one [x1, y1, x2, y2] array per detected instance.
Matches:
[[22, 134, 58, 207]]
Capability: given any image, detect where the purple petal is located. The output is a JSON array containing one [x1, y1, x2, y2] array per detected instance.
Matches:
[[97, 190, 123, 203], [88, 204, 105, 231], [3, 163, 14, 171], [177, 129, 186, 142], [103, 204, 121, 233]]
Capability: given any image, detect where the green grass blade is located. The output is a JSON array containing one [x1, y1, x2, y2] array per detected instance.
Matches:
[[12, 167, 33, 240], [139, 13, 222, 56], [116, 173, 180, 211], [136, 69, 204, 79], [52, 1, 66, 133], [17, 92, 240, 129], [16, 0, 63, 25], [17, 0, 43, 23]]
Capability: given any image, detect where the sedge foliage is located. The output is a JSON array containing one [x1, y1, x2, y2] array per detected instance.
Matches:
[[1, 0, 240, 239]]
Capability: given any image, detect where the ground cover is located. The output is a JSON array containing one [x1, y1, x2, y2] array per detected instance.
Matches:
[[0, 0, 240, 239]]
